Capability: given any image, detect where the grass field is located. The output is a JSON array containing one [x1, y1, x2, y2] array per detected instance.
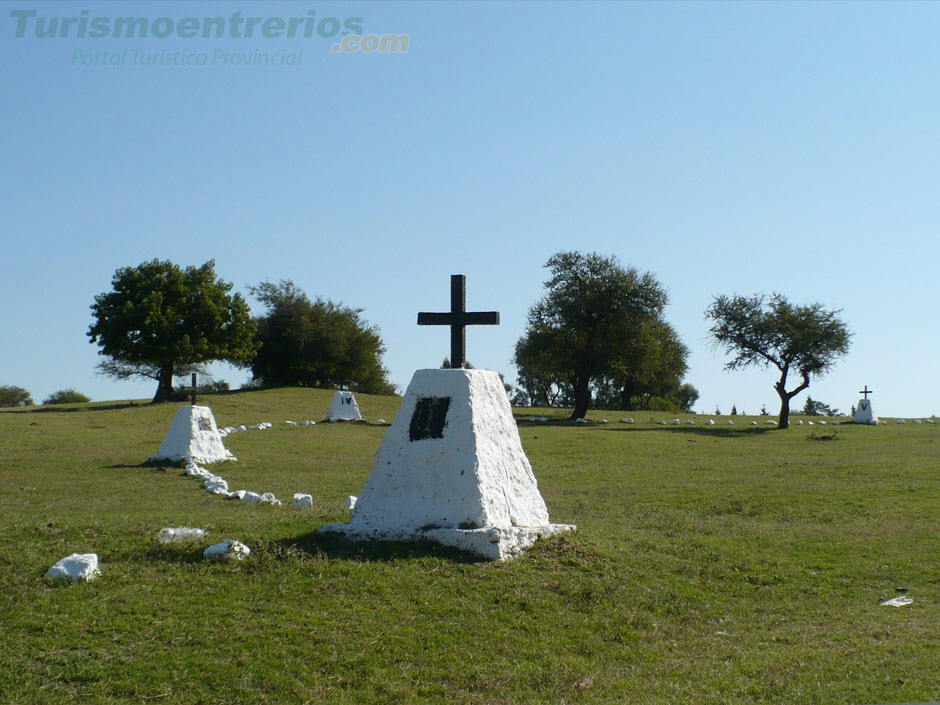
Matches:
[[1, 387, 938, 704]]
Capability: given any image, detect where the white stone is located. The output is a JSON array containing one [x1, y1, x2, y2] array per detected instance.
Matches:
[[325, 391, 364, 422], [597, 419, 608, 424], [320, 369, 574, 560], [301, 420, 316, 426], [345, 495, 357, 509], [727, 420, 734, 425], [914, 419, 922, 424], [854, 398, 878, 425], [293, 493, 314, 508], [158, 527, 205, 543], [751, 421, 757, 426], [150, 406, 235, 464], [687, 420, 695, 425], [673, 418, 680, 425], [377, 419, 387, 424], [657, 420, 667, 426], [898, 419, 905, 424], [765, 420, 777, 425], [706, 419, 715, 425], [45, 553, 100, 582], [260, 492, 281, 505], [230, 490, 247, 500], [575, 418, 588, 424], [241, 491, 261, 504], [796, 420, 803, 425], [204, 477, 229, 493], [203, 540, 250, 560], [285, 420, 298, 426], [528, 416, 536, 422], [928, 420, 935, 424], [538, 416, 548, 422], [622, 418, 634, 424], [880, 595, 913, 607], [807, 421, 814, 425], [818, 420, 826, 425]]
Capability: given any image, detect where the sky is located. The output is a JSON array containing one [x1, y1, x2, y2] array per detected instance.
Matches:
[[2, 0, 938, 418]]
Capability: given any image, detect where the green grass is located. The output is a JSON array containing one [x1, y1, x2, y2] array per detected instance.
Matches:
[[1, 389, 938, 704]]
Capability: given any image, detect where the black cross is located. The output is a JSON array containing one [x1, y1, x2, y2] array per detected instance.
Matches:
[[191, 372, 197, 406], [859, 385, 873, 399], [417, 274, 499, 369]]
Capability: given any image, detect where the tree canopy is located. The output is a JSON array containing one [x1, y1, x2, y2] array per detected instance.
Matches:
[[0, 385, 32, 408], [513, 251, 684, 419], [705, 292, 851, 428], [88, 259, 258, 403], [247, 280, 395, 395]]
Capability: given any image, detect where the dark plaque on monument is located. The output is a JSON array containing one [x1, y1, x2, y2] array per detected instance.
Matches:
[[409, 397, 451, 442]]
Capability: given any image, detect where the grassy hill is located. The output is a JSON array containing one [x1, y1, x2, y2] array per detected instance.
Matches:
[[1, 388, 938, 704]]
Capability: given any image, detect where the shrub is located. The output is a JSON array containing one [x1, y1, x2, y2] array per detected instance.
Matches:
[[43, 389, 92, 405], [0, 386, 33, 407]]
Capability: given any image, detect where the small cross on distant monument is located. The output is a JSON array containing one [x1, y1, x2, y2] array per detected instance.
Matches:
[[859, 385, 873, 399], [417, 274, 499, 368], [191, 372, 197, 406]]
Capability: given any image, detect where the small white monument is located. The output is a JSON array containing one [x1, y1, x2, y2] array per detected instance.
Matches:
[[320, 275, 574, 560], [151, 405, 235, 464], [325, 390, 364, 422], [853, 385, 879, 425]]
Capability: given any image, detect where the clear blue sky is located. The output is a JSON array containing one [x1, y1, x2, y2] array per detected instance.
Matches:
[[2, 0, 937, 417]]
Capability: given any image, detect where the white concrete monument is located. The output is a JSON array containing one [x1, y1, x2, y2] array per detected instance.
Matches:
[[853, 385, 879, 425], [325, 391, 364, 422], [150, 405, 235, 464], [320, 369, 574, 560], [320, 275, 574, 560]]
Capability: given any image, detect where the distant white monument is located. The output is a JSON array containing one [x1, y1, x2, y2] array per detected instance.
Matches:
[[151, 405, 235, 464], [320, 275, 574, 560], [325, 391, 363, 422], [853, 385, 879, 425]]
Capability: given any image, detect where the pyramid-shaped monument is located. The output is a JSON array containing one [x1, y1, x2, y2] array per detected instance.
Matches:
[[319, 275, 574, 560], [853, 385, 879, 425], [325, 390, 363, 422], [150, 405, 235, 464]]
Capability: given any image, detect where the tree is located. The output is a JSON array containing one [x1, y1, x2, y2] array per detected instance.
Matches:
[[247, 280, 395, 395], [88, 259, 258, 403], [0, 385, 32, 407], [43, 389, 91, 405], [614, 319, 690, 410], [676, 383, 699, 413], [705, 293, 851, 429], [513, 251, 670, 420], [802, 396, 838, 417]]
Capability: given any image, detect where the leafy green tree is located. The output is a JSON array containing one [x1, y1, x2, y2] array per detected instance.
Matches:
[[88, 259, 258, 403], [0, 385, 32, 407], [247, 281, 395, 395], [676, 383, 699, 413], [43, 389, 91, 405], [705, 293, 851, 429], [615, 319, 689, 410], [514, 251, 670, 420], [802, 396, 838, 417]]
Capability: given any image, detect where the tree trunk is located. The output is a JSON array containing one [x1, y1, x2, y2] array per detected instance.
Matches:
[[152, 362, 175, 403], [620, 378, 636, 411], [777, 389, 790, 429], [775, 368, 810, 430], [571, 374, 591, 420]]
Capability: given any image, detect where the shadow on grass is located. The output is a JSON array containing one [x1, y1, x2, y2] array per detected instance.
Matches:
[[598, 425, 776, 438], [4, 401, 146, 414], [274, 530, 487, 564]]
